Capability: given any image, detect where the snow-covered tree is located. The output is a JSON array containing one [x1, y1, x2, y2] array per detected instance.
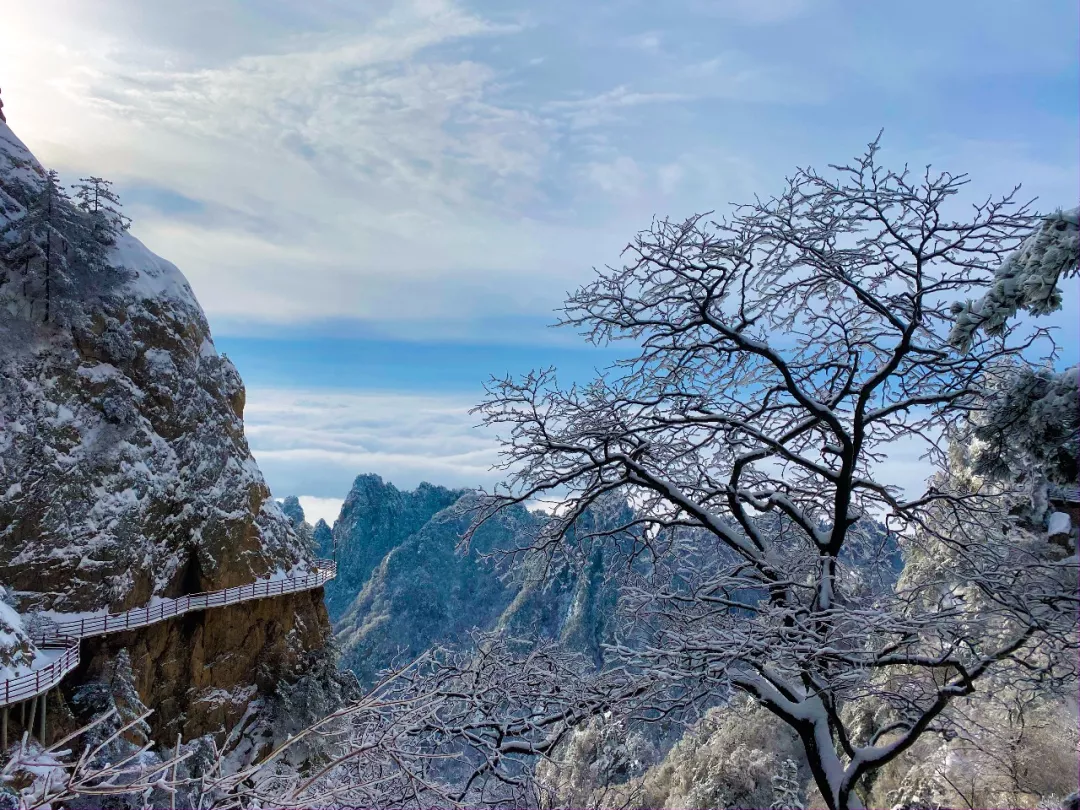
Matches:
[[71, 176, 130, 247], [772, 758, 806, 810], [948, 204, 1079, 540], [535, 713, 657, 807], [1, 166, 130, 325], [1, 168, 78, 322], [539, 697, 810, 809], [455, 138, 1079, 809], [969, 364, 1078, 491], [950, 207, 1078, 352]]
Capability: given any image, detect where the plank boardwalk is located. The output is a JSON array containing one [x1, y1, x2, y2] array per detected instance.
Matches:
[[0, 560, 336, 708]]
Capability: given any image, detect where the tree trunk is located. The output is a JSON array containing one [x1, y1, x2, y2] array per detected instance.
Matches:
[[799, 721, 866, 810], [44, 233, 51, 324]]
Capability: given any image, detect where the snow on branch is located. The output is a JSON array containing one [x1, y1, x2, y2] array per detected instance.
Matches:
[[951, 206, 1079, 352], [463, 136, 1077, 810]]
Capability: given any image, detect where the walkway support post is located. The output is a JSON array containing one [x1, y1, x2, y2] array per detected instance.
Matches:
[[39, 691, 46, 745], [2, 705, 8, 752], [26, 694, 36, 739]]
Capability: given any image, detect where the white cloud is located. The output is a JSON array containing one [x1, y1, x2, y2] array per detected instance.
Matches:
[[657, 163, 684, 196], [243, 388, 504, 500], [546, 85, 695, 131], [0, 0, 1073, 345], [585, 155, 646, 198], [296, 496, 346, 528], [245, 386, 942, 529], [0, 0, 598, 332]]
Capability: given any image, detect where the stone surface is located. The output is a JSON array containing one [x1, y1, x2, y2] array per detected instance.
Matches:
[[0, 120, 332, 744]]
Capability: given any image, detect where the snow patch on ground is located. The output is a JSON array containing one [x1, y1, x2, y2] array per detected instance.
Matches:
[[1048, 510, 1073, 537]]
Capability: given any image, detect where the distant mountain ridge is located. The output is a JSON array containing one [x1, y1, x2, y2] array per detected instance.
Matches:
[[324, 475, 902, 689], [324, 474, 467, 619], [327, 479, 639, 687]]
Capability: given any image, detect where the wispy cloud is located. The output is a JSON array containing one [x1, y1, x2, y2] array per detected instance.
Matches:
[[1, 0, 580, 332], [546, 85, 695, 131], [2, 0, 1076, 511], [243, 388, 503, 500], [2, 0, 1073, 342], [244, 386, 944, 516]]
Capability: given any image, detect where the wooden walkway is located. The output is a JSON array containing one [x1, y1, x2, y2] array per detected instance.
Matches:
[[1, 560, 336, 709]]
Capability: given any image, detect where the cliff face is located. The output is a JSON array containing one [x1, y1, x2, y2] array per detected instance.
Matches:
[[332, 484, 629, 687], [0, 121, 332, 743], [325, 474, 465, 618], [335, 495, 531, 686], [77, 590, 329, 741]]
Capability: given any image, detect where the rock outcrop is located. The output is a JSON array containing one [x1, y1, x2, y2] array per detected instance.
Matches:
[[0, 120, 332, 743], [325, 474, 465, 618], [335, 494, 529, 686], [331, 480, 631, 687]]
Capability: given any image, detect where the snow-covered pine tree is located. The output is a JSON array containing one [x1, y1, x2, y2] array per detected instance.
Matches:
[[1, 168, 78, 322], [71, 176, 130, 246], [951, 207, 1079, 351], [68, 175, 134, 294]]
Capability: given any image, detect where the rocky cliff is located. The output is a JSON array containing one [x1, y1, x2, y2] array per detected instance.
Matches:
[[335, 493, 529, 685], [329, 480, 901, 690], [0, 120, 333, 744], [325, 474, 465, 619], [330, 480, 632, 687]]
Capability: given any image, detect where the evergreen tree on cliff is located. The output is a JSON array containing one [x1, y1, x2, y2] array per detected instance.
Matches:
[[1, 169, 78, 322], [72, 176, 131, 248]]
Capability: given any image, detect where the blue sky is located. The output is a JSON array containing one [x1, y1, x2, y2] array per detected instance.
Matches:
[[2, 0, 1077, 525]]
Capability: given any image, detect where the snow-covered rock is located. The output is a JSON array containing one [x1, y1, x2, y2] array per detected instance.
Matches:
[[0, 120, 332, 743], [1049, 511, 1073, 538], [0, 586, 36, 683], [0, 119, 308, 609]]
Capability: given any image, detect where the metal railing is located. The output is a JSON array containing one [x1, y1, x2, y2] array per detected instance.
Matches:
[[1, 639, 80, 708], [1, 559, 336, 708]]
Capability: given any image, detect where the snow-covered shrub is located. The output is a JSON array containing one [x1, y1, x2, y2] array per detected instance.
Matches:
[[536, 713, 657, 807], [543, 697, 810, 810], [70, 650, 152, 755], [771, 758, 805, 810], [862, 691, 1079, 809], [67, 649, 168, 809], [262, 641, 360, 770]]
